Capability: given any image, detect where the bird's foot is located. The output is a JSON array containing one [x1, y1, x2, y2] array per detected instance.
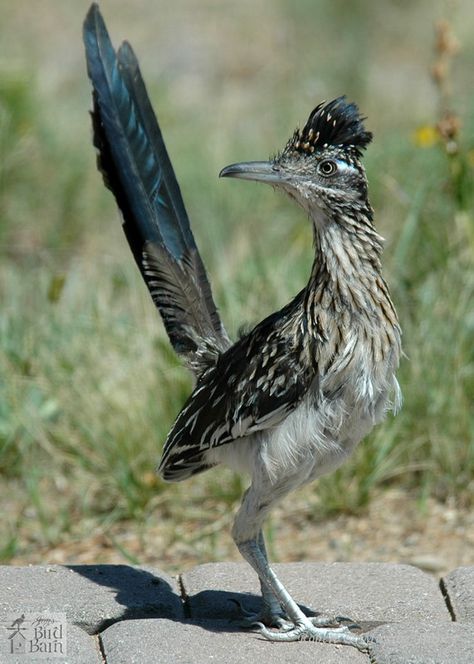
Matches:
[[230, 599, 293, 630], [255, 617, 371, 651], [230, 598, 359, 632]]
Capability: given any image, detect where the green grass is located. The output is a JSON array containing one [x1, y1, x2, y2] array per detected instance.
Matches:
[[0, 0, 473, 563]]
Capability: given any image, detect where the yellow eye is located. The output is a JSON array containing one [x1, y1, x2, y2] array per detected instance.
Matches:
[[317, 160, 338, 177]]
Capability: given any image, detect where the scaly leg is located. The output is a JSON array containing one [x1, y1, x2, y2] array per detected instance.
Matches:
[[237, 539, 368, 650], [236, 529, 293, 629], [232, 482, 367, 650], [254, 531, 356, 630]]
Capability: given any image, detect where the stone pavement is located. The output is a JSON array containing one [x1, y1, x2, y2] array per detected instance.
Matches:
[[0, 562, 473, 663]]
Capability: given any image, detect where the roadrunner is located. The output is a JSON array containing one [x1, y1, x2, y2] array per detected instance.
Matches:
[[84, 4, 401, 651]]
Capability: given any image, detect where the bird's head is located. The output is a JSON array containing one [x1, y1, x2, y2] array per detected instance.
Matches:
[[220, 97, 373, 228]]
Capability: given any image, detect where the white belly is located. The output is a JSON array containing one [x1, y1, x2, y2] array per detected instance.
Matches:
[[210, 349, 400, 488]]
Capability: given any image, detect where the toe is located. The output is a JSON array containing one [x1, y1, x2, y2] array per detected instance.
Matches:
[[230, 598, 294, 630], [309, 614, 361, 629], [256, 619, 370, 651]]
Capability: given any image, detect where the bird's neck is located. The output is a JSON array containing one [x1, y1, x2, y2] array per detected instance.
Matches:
[[304, 210, 398, 328]]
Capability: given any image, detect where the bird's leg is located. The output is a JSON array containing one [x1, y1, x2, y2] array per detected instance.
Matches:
[[257, 530, 291, 625], [237, 530, 357, 630], [232, 484, 368, 650], [235, 529, 293, 629], [237, 539, 368, 650]]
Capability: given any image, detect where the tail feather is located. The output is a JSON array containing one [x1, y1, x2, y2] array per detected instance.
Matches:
[[83, 4, 229, 370]]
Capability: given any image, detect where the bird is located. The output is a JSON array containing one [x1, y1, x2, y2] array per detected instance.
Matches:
[[10, 614, 25, 629], [83, 3, 401, 651]]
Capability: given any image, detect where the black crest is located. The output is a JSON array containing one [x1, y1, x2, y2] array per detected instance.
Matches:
[[286, 96, 372, 157]]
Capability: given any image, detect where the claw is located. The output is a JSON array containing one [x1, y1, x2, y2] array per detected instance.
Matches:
[[309, 614, 361, 630], [335, 615, 362, 629], [272, 617, 295, 631]]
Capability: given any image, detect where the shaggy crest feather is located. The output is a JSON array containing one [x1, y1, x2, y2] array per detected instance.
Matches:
[[284, 96, 372, 157]]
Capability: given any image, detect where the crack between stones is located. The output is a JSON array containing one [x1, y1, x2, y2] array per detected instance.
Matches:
[[177, 573, 191, 619], [96, 632, 107, 664], [439, 577, 457, 622]]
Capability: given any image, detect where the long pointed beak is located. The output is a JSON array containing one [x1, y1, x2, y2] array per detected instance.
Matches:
[[219, 160, 285, 185]]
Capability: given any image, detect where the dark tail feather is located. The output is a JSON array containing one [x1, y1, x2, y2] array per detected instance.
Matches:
[[83, 4, 229, 370]]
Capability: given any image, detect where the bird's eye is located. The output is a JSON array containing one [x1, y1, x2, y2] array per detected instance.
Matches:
[[317, 160, 338, 177]]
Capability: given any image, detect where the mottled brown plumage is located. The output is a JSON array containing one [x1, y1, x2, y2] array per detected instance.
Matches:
[[84, 5, 401, 652]]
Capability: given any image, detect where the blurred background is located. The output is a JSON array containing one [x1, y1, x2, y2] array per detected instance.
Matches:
[[0, 0, 473, 576]]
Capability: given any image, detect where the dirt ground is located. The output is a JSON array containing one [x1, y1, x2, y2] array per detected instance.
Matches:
[[9, 488, 474, 580]]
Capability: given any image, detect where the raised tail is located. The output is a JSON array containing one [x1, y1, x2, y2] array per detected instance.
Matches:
[[83, 4, 230, 373]]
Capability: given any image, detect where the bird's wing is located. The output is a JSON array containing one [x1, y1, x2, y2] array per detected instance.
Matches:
[[83, 5, 229, 372], [158, 305, 317, 481]]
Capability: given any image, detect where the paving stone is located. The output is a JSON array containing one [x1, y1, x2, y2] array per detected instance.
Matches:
[[442, 566, 474, 622], [0, 565, 183, 635], [62, 625, 103, 664], [100, 618, 371, 664], [181, 562, 449, 627], [367, 621, 474, 664]]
